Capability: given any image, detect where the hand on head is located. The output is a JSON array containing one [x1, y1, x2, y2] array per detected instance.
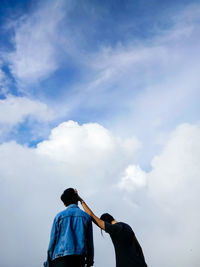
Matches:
[[74, 188, 83, 202]]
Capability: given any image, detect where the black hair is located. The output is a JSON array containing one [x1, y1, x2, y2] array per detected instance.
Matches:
[[60, 188, 78, 206], [100, 213, 115, 224]]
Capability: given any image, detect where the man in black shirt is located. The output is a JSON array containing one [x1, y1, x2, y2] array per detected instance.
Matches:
[[75, 190, 147, 267], [102, 213, 147, 267]]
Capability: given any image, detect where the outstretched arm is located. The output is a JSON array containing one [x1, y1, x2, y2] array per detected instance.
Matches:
[[75, 190, 105, 230]]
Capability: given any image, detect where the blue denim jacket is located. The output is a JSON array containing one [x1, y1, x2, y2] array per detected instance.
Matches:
[[44, 204, 94, 267]]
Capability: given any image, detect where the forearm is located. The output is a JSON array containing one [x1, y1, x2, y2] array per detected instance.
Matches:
[[75, 189, 105, 230], [80, 199, 105, 230], [81, 200, 94, 217]]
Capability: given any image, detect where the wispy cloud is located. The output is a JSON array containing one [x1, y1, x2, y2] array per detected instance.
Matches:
[[54, 3, 200, 129], [0, 95, 54, 125], [0, 95, 54, 141], [8, 0, 66, 86], [0, 2, 199, 267], [0, 63, 10, 95]]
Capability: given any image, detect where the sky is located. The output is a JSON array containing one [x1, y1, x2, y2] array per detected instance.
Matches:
[[0, 0, 200, 266]]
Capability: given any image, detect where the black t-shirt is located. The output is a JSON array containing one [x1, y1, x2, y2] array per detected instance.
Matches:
[[105, 222, 147, 267]]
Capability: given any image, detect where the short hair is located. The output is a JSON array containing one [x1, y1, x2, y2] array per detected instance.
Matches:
[[60, 188, 78, 206], [100, 213, 115, 224]]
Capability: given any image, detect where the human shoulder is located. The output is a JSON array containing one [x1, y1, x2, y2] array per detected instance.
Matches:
[[105, 222, 122, 234], [120, 222, 134, 232], [54, 205, 91, 222], [105, 221, 134, 234], [78, 207, 92, 220], [54, 208, 68, 220]]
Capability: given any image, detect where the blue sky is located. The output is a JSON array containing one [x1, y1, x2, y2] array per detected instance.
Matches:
[[0, 1, 200, 267], [0, 0, 199, 163]]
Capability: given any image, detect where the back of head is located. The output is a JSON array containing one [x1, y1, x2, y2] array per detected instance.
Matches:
[[61, 188, 78, 206], [100, 213, 114, 224]]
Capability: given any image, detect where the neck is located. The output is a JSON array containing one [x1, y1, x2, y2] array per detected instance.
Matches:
[[111, 220, 118, 224]]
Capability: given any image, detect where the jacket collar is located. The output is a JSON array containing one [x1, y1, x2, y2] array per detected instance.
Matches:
[[67, 204, 79, 209]]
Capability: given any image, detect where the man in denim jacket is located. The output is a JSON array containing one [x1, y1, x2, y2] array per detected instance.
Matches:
[[44, 188, 94, 267]]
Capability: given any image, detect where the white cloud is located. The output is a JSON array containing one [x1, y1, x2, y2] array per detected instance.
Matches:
[[0, 95, 54, 140], [118, 165, 147, 192], [4, 1, 200, 148], [9, 0, 66, 85], [37, 120, 140, 164], [148, 123, 200, 229], [0, 120, 141, 267], [0, 95, 54, 125], [0, 141, 64, 267], [62, 4, 200, 146], [83, 6, 200, 169], [37, 120, 141, 191], [119, 123, 200, 267], [0, 2, 200, 267], [0, 121, 200, 267]]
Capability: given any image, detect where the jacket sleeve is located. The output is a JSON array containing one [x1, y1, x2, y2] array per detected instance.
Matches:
[[43, 217, 58, 267], [85, 218, 94, 266]]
